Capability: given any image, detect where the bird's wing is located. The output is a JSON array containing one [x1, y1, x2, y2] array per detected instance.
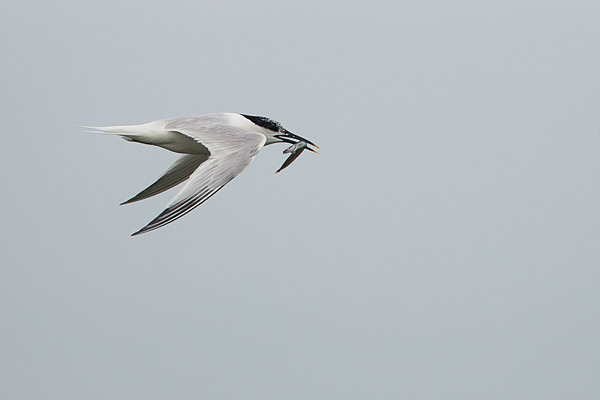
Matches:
[[131, 120, 266, 236], [121, 153, 209, 205]]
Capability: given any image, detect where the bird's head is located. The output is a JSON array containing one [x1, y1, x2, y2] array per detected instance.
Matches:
[[241, 114, 319, 152]]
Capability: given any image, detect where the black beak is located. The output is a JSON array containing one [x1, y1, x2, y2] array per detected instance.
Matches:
[[275, 129, 320, 153]]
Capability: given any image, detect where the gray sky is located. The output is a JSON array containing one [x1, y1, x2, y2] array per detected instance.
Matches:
[[2, 1, 600, 399]]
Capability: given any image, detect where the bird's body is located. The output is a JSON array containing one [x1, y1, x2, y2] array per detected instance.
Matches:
[[87, 113, 318, 236]]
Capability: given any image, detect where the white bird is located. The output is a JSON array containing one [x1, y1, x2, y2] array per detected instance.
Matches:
[[87, 113, 319, 236]]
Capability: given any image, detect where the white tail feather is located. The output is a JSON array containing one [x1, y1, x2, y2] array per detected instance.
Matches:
[[82, 121, 205, 154], [81, 124, 149, 135]]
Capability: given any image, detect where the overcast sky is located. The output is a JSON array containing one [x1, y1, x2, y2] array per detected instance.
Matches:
[[2, 1, 600, 399]]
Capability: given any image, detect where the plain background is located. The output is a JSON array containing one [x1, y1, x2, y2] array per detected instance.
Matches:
[[2, 1, 600, 399]]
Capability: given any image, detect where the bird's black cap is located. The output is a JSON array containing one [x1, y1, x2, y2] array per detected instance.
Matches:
[[241, 114, 281, 132]]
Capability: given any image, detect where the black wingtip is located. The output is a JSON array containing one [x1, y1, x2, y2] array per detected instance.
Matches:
[[120, 194, 144, 206], [130, 223, 155, 236], [130, 223, 157, 236]]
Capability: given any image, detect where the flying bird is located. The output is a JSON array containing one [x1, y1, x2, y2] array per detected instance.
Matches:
[[87, 113, 319, 236]]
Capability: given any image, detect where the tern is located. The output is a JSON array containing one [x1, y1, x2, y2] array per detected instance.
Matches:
[[87, 113, 319, 236]]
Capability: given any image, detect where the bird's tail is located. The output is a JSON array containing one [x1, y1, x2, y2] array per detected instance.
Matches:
[[81, 123, 155, 142], [82, 124, 143, 134]]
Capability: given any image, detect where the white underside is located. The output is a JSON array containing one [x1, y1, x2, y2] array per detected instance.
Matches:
[[88, 121, 210, 154]]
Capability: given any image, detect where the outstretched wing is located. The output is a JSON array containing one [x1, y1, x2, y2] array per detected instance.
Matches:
[[121, 153, 209, 205], [131, 119, 266, 236]]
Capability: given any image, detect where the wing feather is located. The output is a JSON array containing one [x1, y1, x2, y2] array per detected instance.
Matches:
[[121, 154, 209, 205]]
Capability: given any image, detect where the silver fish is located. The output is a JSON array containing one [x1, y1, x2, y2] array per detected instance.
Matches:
[[276, 141, 307, 173], [284, 141, 307, 154]]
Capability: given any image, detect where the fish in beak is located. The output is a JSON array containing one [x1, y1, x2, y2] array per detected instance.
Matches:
[[276, 141, 309, 173], [275, 129, 319, 153]]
